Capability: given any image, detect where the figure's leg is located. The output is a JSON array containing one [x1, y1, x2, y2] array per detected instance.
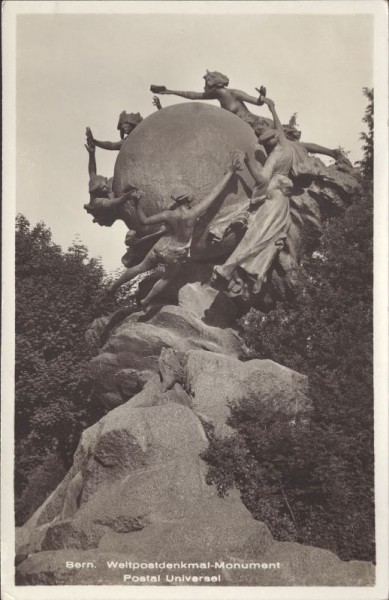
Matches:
[[109, 252, 157, 294], [140, 264, 182, 307]]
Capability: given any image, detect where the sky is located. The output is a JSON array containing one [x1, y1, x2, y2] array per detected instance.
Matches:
[[14, 6, 373, 273]]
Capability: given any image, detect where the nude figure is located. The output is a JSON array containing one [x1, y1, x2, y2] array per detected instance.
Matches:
[[151, 71, 272, 132], [108, 151, 244, 306]]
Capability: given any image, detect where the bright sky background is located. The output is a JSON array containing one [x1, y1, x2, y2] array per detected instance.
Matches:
[[15, 8, 373, 273]]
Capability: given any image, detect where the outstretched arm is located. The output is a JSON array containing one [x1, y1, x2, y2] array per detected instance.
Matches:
[[108, 191, 136, 209], [93, 140, 123, 151], [86, 127, 123, 151], [135, 197, 171, 226], [156, 88, 214, 101], [300, 142, 337, 158], [190, 152, 244, 219]]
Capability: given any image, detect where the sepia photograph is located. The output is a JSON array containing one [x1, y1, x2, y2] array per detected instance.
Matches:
[[2, 1, 388, 599]]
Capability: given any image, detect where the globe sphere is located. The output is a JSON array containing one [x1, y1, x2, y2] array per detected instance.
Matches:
[[113, 102, 258, 258]]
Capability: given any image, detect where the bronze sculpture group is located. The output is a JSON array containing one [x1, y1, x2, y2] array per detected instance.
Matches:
[[84, 70, 350, 308]]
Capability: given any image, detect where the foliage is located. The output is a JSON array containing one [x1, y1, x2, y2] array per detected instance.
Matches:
[[15, 453, 67, 526], [15, 216, 118, 523], [357, 87, 374, 181], [202, 94, 374, 561], [288, 112, 299, 129]]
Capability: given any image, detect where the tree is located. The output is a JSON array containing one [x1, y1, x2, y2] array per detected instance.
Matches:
[[15, 216, 117, 523], [357, 87, 374, 181], [202, 91, 374, 561]]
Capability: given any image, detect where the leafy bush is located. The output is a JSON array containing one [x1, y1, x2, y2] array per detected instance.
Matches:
[[15, 216, 118, 523], [202, 91, 374, 562]]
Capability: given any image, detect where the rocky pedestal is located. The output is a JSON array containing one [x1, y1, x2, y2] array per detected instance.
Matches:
[[16, 284, 374, 586]]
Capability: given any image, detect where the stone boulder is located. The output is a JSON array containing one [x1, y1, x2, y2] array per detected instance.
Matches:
[[87, 284, 242, 409], [16, 343, 373, 586]]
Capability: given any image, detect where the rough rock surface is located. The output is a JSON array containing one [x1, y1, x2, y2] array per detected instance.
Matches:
[[16, 340, 374, 586], [88, 283, 242, 409]]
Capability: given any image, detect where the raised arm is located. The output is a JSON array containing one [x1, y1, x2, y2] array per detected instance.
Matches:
[[152, 96, 163, 110], [85, 141, 97, 177], [190, 152, 244, 219], [260, 96, 285, 135], [232, 88, 265, 106]]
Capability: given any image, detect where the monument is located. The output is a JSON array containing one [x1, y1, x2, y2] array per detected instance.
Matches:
[[15, 87, 371, 588]]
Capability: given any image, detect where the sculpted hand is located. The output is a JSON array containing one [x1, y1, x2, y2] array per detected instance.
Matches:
[[152, 96, 162, 110], [230, 150, 246, 172], [260, 96, 275, 110], [84, 142, 95, 154], [86, 127, 94, 142], [124, 187, 144, 204], [150, 85, 167, 94], [255, 85, 267, 105]]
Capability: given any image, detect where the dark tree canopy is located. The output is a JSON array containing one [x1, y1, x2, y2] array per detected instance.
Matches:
[[15, 216, 115, 523], [202, 90, 374, 562]]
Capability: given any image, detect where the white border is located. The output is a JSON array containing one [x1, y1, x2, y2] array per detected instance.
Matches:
[[2, 2, 388, 600]]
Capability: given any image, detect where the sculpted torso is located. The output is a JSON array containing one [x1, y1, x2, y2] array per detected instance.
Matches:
[[212, 88, 257, 118]]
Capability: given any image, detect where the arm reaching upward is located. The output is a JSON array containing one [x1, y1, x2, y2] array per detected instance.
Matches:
[[190, 151, 244, 219], [85, 141, 97, 177], [152, 96, 163, 110], [232, 87, 266, 106], [258, 94, 287, 141]]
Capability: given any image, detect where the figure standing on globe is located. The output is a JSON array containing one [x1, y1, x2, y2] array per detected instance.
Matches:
[[151, 71, 272, 133]]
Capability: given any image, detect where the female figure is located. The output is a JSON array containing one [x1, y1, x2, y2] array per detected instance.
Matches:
[[108, 151, 244, 306], [213, 175, 296, 298], [243, 96, 347, 204], [152, 71, 272, 132]]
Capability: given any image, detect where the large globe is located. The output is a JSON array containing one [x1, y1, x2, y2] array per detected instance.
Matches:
[[113, 102, 259, 259]]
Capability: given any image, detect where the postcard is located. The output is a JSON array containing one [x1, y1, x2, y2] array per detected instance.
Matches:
[[2, 1, 388, 599]]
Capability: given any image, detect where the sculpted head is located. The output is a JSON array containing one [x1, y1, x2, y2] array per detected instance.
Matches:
[[170, 184, 193, 208], [256, 126, 279, 150], [88, 175, 113, 198], [283, 125, 302, 142], [203, 70, 229, 92], [117, 111, 143, 139], [84, 196, 119, 227]]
